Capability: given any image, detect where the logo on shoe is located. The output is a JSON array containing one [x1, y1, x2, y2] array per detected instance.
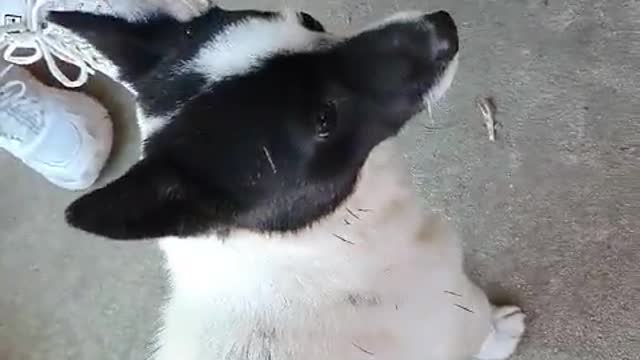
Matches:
[[3, 14, 22, 27]]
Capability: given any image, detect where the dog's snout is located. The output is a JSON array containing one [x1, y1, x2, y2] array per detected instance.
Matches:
[[423, 10, 458, 62]]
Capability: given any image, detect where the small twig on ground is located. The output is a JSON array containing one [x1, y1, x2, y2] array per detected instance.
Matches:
[[476, 96, 497, 142]]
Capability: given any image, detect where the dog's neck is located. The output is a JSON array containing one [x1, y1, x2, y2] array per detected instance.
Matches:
[[158, 139, 424, 293]]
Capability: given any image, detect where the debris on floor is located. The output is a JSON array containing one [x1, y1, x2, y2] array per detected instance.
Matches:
[[475, 96, 497, 142]]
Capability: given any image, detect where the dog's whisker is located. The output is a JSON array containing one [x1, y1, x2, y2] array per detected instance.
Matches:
[[346, 208, 361, 220], [352, 342, 375, 356], [454, 304, 475, 313], [425, 98, 433, 124], [332, 233, 354, 245], [262, 145, 277, 174]]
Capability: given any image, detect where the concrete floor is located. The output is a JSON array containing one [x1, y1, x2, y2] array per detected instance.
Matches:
[[1, 0, 638, 359]]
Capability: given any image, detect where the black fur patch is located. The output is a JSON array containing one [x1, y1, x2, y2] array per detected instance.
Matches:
[[298, 12, 325, 33], [53, 7, 459, 240], [48, 8, 275, 116]]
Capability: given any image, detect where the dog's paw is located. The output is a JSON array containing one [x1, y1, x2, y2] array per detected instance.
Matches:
[[474, 306, 525, 360]]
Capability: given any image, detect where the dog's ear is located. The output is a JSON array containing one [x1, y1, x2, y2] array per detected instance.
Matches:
[[65, 156, 219, 240], [48, 11, 185, 83]]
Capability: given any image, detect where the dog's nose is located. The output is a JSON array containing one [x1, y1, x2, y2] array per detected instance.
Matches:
[[423, 10, 458, 62]]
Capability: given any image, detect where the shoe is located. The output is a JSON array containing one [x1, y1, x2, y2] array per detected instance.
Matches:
[[0, 59, 112, 190], [0, 0, 215, 88], [0, 0, 118, 88]]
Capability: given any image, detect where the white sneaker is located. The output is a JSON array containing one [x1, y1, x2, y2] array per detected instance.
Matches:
[[0, 0, 215, 88], [0, 0, 118, 88], [0, 59, 112, 190]]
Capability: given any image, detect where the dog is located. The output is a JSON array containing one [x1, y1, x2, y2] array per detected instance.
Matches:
[[50, 5, 526, 360]]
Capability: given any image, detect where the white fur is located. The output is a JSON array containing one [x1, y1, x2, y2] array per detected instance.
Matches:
[[361, 11, 425, 32], [106, 0, 214, 22], [428, 54, 459, 103], [476, 307, 527, 360], [135, 107, 171, 142], [184, 11, 330, 83]]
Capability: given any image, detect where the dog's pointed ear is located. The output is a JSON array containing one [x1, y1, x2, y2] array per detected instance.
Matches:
[[65, 157, 216, 240], [48, 11, 184, 83]]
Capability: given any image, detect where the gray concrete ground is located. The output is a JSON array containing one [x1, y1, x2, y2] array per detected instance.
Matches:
[[1, 0, 638, 359]]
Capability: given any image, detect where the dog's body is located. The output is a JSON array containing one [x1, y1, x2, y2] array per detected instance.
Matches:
[[157, 140, 496, 360], [51, 5, 525, 360]]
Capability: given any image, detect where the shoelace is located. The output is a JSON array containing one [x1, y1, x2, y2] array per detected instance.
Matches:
[[0, 0, 102, 88], [0, 63, 29, 142]]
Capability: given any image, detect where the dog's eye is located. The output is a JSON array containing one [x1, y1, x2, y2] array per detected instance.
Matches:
[[298, 12, 325, 33], [316, 101, 337, 140]]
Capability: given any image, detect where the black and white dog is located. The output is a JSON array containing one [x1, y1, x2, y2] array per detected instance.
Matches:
[[50, 5, 525, 360]]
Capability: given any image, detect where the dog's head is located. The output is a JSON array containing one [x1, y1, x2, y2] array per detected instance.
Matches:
[[54, 7, 459, 240]]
